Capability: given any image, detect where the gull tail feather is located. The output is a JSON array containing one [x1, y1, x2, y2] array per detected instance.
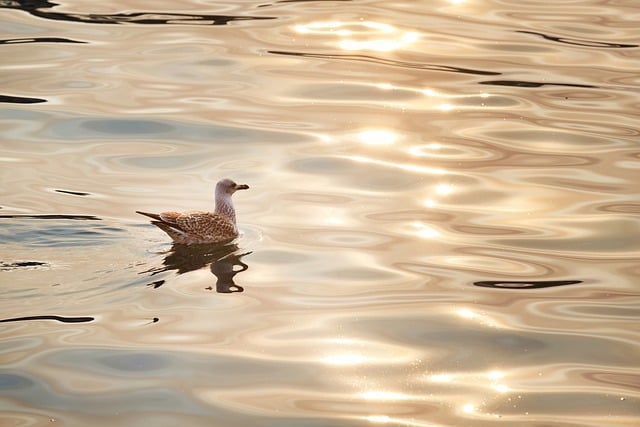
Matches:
[[136, 211, 162, 221]]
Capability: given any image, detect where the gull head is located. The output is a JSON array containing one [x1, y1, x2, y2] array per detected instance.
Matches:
[[216, 178, 249, 196]]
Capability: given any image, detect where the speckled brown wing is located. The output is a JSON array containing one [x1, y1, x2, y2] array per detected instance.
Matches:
[[158, 211, 182, 225], [174, 211, 237, 242]]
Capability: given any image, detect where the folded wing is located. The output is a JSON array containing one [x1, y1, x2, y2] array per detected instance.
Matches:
[[136, 210, 237, 244]]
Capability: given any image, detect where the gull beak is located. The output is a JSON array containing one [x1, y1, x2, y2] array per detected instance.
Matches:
[[236, 183, 249, 190]]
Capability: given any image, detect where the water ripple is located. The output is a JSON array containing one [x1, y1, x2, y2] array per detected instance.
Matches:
[[0, 36, 86, 44], [2, 0, 275, 26], [2, 1, 638, 426], [0, 94, 47, 104], [269, 50, 502, 76], [515, 30, 638, 49]]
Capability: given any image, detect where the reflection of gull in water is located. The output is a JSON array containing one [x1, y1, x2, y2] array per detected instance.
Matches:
[[143, 243, 251, 293], [136, 178, 249, 245], [210, 249, 250, 293]]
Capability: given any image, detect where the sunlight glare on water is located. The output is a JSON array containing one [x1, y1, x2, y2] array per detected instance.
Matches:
[[1, 0, 639, 426]]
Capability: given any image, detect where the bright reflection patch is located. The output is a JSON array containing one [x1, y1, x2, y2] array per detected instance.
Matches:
[[437, 103, 455, 112], [413, 222, 440, 239], [358, 130, 397, 145], [427, 370, 512, 398], [322, 208, 345, 226], [347, 155, 447, 176], [367, 415, 390, 423], [428, 373, 453, 383], [457, 308, 477, 319], [454, 306, 500, 328], [462, 403, 476, 414], [493, 383, 510, 393], [331, 337, 358, 345], [408, 143, 442, 158], [322, 353, 366, 366], [487, 370, 504, 380], [294, 21, 420, 52], [435, 183, 453, 195], [340, 31, 420, 51]]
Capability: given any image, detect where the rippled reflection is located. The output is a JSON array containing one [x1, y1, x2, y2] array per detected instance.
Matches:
[[294, 20, 420, 52], [143, 243, 251, 293], [516, 30, 638, 49], [347, 155, 447, 176], [2, 0, 639, 425], [2, 0, 275, 25], [269, 50, 501, 76]]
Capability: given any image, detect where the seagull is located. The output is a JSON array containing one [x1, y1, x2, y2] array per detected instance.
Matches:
[[136, 178, 249, 245]]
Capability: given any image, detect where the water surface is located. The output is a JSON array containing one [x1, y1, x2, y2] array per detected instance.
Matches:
[[1, 0, 639, 426]]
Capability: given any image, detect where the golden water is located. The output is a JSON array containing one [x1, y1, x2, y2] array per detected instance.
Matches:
[[1, 0, 639, 426]]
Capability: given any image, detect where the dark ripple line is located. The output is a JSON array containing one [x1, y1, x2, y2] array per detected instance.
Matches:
[[54, 189, 91, 196], [1, 261, 48, 268], [0, 94, 47, 104], [0, 315, 94, 323], [516, 30, 638, 49], [0, 214, 101, 220], [258, 0, 353, 6], [268, 50, 502, 76], [474, 280, 583, 289], [2, 0, 275, 26], [479, 80, 598, 89], [258, 0, 353, 7], [0, 261, 50, 271], [0, 37, 86, 44]]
